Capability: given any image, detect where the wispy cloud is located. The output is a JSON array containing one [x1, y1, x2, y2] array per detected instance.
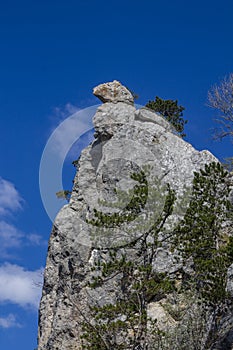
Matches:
[[0, 177, 45, 258], [0, 178, 24, 257], [26, 233, 47, 246], [0, 221, 46, 258], [0, 178, 23, 216], [0, 263, 43, 309], [0, 314, 21, 328], [0, 178, 45, 329], [0, 221, 23, 258], [52, 102, 80, 122]]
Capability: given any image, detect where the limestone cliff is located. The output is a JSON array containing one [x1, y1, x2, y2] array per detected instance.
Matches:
[[37, 81, 233, 350]]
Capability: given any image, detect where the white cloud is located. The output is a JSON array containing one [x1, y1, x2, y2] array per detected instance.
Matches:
[[0, 221, 23, 251], [0, 263, 43, 309], [26, 233, 47, 246], [0, 221, 45, 258], [53, 102, 80, 121], [0, 177, 45, 257], [0, 314, 21, 328], [0, 178, 25, 257], [0, 178, 23, 216]]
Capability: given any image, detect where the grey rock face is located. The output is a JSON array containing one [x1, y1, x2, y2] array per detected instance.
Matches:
[[93, 102, 135, 139], [93, 80, 134, 104], [226, 264, 233, 296], [37, 84, 232, 350], [134, 107, 173, 132]]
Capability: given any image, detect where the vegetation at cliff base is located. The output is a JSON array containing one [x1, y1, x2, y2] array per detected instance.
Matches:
[[175, 162, 233, 305], [78, 162, 233, 349], [81, 183, 176, 349]]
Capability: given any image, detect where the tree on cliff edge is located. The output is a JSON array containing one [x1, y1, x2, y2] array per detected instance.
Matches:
[[145, 96, 187, 138]]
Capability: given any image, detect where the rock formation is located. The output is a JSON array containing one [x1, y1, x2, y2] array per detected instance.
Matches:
[[37, 81, 233, 350], [93, 80, 134, 104]]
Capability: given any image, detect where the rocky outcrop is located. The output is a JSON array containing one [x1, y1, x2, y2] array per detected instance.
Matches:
[[37, 81, 233, 350]]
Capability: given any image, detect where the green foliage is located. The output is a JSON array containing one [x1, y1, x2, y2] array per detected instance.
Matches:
[[81, 184, 177, 349], [145, 96, 187, 137], [79, 162, 233, 349], [175, 162, 233, 304], [87, 170, 148, 228], [56, 190, 71, 201]]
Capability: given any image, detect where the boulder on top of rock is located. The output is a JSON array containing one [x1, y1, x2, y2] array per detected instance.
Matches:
[[93, 80, 134, 104]]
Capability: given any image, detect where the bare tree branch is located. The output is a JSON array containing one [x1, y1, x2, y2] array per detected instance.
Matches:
[[208, 73, 233, 141]]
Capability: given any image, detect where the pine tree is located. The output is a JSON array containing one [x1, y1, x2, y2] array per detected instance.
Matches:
[[81, 180, 176, 349], [175, 162, 233, 304], [145, 96, 187, 138], [77, 163, 233, 349]]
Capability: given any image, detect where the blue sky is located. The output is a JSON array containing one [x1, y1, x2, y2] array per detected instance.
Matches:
[[0, 0, 233, 349]]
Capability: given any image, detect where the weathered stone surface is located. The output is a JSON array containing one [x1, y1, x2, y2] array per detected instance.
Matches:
[[93, 80, 134, 104], [37, 82, 233, 350], [147, 300, 176, 329], [93, 102, 135, 139], [135, 107, 173, 132], [152, 247, 182, 274]]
